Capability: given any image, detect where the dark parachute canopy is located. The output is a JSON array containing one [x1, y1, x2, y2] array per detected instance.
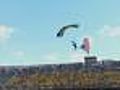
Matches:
[[56, 24, 79, 37]]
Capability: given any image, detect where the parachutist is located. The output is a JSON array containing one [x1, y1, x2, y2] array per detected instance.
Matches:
[[71, 41, 77, 50]]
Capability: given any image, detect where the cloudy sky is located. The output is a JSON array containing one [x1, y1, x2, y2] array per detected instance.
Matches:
[[0, 0, 120, 65]]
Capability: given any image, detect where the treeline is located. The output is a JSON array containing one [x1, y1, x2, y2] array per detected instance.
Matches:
[[1, 71, 119, 89]]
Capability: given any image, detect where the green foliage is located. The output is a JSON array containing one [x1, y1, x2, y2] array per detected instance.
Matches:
[[5, 71, 120, 88]]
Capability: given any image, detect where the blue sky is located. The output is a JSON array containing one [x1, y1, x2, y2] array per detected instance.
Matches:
[[0, 0, 120, 65]]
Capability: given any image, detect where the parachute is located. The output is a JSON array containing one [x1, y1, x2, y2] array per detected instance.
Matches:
[[56, 24, 79, 37], [56, 23, 92, 54]]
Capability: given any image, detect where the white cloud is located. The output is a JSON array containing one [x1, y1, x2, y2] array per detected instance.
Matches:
[[0, 25, 14, 42], [41, 51, 84, 64], [68, 51, 84, 62], [42, 53, 59, 61], [100, 25, 120, 37], [11, 51, 25, 57]]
